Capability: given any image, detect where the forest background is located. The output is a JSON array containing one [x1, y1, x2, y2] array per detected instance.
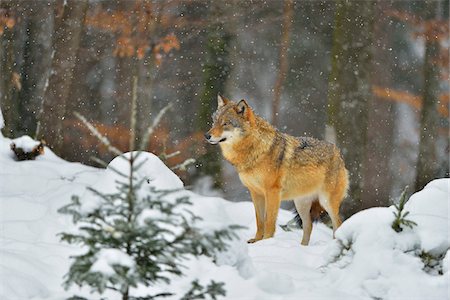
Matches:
[[1, 0, 448, 218]]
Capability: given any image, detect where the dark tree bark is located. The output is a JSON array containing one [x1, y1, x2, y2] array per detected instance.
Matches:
[[18, 1, 54, 136], [362, 1, 396, 209], [196, 2, 232, 188], [36, 0, 88, 154], [414, 0, 442, 192], [327, 0, 375, 218], [271, 0, 294, 127], [0, 3, 20, 137]]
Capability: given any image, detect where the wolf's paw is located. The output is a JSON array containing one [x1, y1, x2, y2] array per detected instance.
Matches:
[[247, 238, 261, 243]]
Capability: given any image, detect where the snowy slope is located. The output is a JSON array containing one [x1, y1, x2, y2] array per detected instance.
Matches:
[[0, 135, 448, 300], [323, 179, 449, 300]]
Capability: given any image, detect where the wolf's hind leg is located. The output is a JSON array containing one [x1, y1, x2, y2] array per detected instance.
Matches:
[[293, 197, 313, 246], [248, 190, 265, 243], [318, 192, 342, 237]]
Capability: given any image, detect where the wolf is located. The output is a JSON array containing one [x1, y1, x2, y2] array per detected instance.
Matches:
[[205, 95, 349, 245]]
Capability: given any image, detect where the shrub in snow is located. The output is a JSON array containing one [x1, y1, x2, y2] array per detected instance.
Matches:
[[391, 186, 417, 233], [58, 151, 240, 300]]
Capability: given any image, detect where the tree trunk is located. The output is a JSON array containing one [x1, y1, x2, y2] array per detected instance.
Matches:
[[36, 0, 88, 154], [271, 0, 294, 127], [197, 2, 232, 188], [362, 0, 396, 209], [0, 3, 20, 137], [414, 0, 442, 192], [327, 0, 375, 218], [18, 1, 54, 137]]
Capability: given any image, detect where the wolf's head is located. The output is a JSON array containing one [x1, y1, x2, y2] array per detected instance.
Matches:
[[205, 95, 254, 145]]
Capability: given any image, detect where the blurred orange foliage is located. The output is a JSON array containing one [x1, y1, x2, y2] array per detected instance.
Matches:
[[387, 9, 449, 80], [387, 10, 449, 41], [0, 8, 15, 35], [85, 1, 179, 64], [372, 85, 449, 118]]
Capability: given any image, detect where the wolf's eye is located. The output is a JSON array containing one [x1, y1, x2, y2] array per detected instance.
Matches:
[[222, 121, 230, 126]]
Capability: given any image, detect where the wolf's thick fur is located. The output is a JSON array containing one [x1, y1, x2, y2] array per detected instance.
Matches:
[[206, 95, 349, 245]]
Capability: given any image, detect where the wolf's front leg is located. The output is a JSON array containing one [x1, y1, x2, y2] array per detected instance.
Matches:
[[248, 191, 265, 243], [263, 188, 281, 239]]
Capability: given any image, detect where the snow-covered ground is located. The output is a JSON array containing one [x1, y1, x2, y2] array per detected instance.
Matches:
[[0, 134, 448, 300]]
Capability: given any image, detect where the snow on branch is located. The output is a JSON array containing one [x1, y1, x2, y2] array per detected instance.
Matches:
[[139, 102, 173, 150], [171, 158, 196, 172], [74, 111, 123, 156]]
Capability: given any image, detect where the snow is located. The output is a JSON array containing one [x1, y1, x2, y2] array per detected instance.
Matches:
[[0, 135, 103, 299], [323, 179, 449, 300], [90, 249, 135, 276], [10, 135, 41, 152], [405, 178, 449, 255], [0, 134, 448, 300]]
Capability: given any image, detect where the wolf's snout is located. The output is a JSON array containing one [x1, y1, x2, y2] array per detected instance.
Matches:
[[204, 133, 211, 141]]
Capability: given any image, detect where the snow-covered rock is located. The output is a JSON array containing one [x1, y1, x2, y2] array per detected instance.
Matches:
[[10, 136, 41, 152]]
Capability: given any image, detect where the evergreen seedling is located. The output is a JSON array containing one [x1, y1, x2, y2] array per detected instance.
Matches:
[[58, 152, 240, 299], [392, 186, 417, 233]]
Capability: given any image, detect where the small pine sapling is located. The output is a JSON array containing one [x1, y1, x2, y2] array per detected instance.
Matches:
[[58, 151, 240, 299], [60, 103, 240, 299], [391, 186, 417, 233]]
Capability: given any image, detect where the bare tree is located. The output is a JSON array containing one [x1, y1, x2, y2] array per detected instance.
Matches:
[[36, 0, 88, 153], [0, 2, 20, 137], [327, 0, 375, 218], [414, 0, 443, 191], [19, 1, 54, 136], [271, 0, 294, 127], [196, 1, 232, 188], [363, 0, 396, 209]]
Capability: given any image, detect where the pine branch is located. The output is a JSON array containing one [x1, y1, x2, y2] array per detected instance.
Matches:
[[74, 111, 122, 156]]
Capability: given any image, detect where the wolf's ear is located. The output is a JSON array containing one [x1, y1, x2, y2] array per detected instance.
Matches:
[[236, 99, 249, 115], [217, 94, 229, 108]]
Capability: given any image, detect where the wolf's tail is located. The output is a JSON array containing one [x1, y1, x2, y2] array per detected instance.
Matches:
[[310, 200, 325, 221], [293, 200, 325, 227]]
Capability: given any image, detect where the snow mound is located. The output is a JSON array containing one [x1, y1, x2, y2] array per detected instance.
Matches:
[[107, 151, 184, 190], [79, 151, 185, 215], [324, 178, 449, 300], [0, 135, 103, 300], [405, 178, 449, 255]]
